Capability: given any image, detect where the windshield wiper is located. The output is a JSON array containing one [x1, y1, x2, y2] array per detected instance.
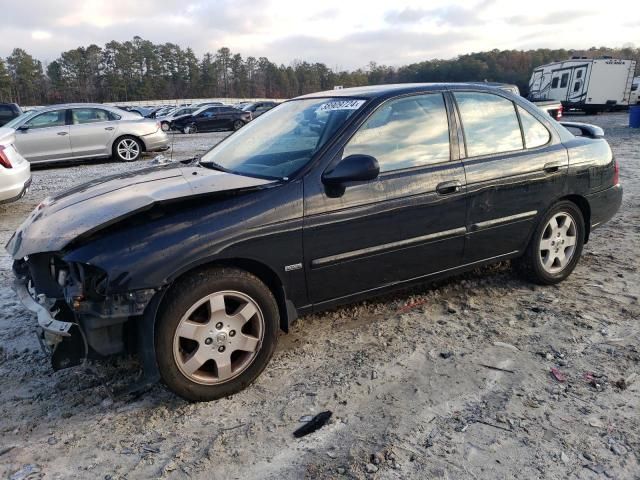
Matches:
[[199, 158, 230, 173]]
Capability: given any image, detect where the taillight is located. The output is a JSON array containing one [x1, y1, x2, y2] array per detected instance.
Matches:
[[556, 105, 563, 120], [613, 159, 620, 185], [0, 145, 13, 169]]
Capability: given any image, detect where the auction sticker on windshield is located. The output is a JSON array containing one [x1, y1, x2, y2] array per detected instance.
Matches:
[[316, 99, 366, 113]]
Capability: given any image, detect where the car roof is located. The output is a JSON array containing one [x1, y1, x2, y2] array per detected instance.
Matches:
[[296, 82, 510, 100], [36, 103, 123, 111]]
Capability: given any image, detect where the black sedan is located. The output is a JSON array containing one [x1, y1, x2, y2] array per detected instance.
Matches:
[[8, 83, 621, 401], [172, 105, 252, 133]]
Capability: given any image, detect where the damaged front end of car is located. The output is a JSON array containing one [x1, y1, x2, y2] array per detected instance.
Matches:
[[12, 253, 157, 370], [7, 163, 278, 378]]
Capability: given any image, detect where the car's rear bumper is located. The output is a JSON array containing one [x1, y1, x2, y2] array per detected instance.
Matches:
[[141, 130, 170, 152], [587, 183, 622, 230], [0, 161, 31, 204]]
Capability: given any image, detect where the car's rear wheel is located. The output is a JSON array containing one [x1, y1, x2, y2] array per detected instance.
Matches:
[[516, 201, 585, 284], [233, 120, 245, 131], [113, 136, 142, 162], [155, 267, 279, 402], [184, 124, 197, 134], [161, 121, 170, 132]]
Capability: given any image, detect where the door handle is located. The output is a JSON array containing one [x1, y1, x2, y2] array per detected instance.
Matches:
[[543, 161, 563, 173], [105, 127, 115, 131], [436, 180, 462, 195], [57, 131, 68, 136]]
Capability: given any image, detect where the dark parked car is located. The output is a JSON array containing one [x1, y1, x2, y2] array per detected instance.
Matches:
[[172, 106, 251, 133], [8, 84, 621, 401], [0, 103, 23, 127], [240, 101, 278, 118]]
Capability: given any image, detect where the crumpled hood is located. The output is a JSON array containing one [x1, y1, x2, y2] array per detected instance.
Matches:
[[6, 163, 275, 259]]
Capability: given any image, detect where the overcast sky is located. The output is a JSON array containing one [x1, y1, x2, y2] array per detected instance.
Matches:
[[2, 0, 639, 69]]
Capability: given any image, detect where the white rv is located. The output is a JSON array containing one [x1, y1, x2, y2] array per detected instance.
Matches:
[[528, 57, 637, 112]]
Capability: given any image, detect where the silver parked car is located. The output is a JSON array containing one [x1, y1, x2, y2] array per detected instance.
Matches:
[[0, 103, 170, 163], [0, 129, 30, 204], [157, 106, 198, 132]]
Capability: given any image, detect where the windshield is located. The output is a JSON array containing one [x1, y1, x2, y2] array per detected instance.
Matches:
[[4, 111, 37, 129], [200, 97, 366, 179]]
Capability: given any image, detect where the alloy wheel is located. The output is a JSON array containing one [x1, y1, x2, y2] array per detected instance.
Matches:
[[117, 138, 140, 161], [539, 212, 577, 274], [172, 291, 264, 385]]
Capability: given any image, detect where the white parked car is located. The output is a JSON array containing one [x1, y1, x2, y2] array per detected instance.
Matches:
[[0, 103, 170, 164], [0, 130, 30, 204]]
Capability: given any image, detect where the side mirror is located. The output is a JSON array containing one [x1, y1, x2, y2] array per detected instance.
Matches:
[[322, 154, 379, 186], [17, 124, 29, 131]]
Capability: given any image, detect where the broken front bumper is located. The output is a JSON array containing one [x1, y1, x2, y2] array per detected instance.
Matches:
[[13, 279, 73, 337]]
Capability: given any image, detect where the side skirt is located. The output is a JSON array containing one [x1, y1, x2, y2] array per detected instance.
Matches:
[[311, 250, 520, 313]]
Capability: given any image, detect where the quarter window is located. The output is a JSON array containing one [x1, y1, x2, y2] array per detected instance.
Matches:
[[576, 70, 583, 79], [26, 110, 66, 129], [454, 92, 523, 157], [343, 93, 450, 172], [573, 82, 581, 93], [517, 106, 550, 148]]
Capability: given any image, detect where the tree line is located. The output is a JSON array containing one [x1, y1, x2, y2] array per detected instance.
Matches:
[[0, 36, 638, 106]]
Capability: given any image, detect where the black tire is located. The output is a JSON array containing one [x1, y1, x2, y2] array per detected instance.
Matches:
[[112, 135, 143, 162], [233, 119, 245, 131], [155, 267, 279, 402], [184, 123, 197, 134], [516, 201, 585, 285]]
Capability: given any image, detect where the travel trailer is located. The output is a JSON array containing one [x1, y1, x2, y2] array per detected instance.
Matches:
[[528, 57, 637, 112]]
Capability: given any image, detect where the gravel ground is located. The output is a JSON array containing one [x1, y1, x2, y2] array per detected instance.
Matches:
[[0, 116, 638, 480]]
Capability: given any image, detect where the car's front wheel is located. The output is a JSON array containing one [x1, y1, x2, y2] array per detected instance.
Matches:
[[517, 201, 585, 284], [161, 121, 170, 132], [155, 267, 279, 401], [113, 136, 142, 162]]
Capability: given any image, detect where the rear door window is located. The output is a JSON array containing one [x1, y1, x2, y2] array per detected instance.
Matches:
[[71, 108, 111, 124], [454, 92, 523, 157], [343, 93, 450, 172], [517, 106, 550, 148]]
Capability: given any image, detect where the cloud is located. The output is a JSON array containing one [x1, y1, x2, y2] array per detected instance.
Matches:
[[0, 0, 637, 70], [31, 31, 52, 41], [507, 10, 594, 26], [265, 30, 475, 69], [384, 0, 495, 26]]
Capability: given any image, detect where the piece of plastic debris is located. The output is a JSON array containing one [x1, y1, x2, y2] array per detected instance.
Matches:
[[10, 464, 41, 480], [550, 368, 567, 382], [493, 341, 519, 352], [293, 411, 332, 438]]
